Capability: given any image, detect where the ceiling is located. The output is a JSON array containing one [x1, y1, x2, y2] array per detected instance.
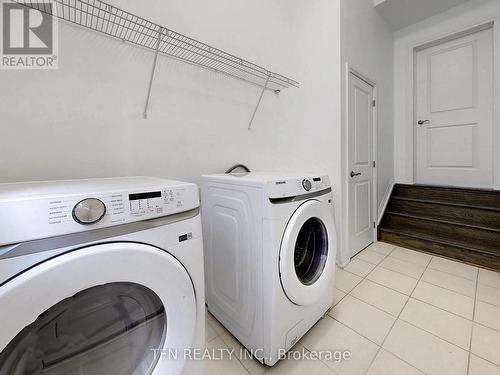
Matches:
[[374, 0, 471, 31]]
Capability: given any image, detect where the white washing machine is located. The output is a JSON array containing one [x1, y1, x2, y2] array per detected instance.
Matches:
[[201, 172, 337, 366], [0, 177, 204, 375]]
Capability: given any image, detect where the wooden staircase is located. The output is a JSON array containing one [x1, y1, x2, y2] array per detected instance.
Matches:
[[378, 184, 500, 271]]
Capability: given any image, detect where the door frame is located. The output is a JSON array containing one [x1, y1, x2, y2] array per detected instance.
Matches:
[[412, 22, 495, 188], [395, 16, 500, 189], [345, 65, 378, 258]]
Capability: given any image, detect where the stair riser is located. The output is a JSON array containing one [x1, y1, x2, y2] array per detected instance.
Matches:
[[394, 185, 500, 209], [383, 214, 500, 253], [388, 199, 500, 230], [379, 230, 500, 271]]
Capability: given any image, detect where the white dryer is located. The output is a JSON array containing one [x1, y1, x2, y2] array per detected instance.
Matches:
[[0, 177, 204, 375], [201, 172, 337, 366]]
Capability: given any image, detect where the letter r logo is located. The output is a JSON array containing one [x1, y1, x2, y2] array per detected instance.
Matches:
[[2, 2, 53, 54]]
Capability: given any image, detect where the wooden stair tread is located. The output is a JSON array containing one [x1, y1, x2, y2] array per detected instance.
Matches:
[[378, 230, 500, 271], [391, 196, 500, 213], [381, 213, 500, 251], [387, 198, 500, 231], [396, 183, 499, 194], [379, 184, 500, 270], [393, 184, 500, 209], [384, 211, 500, 233], [378, 227, 500, 258]]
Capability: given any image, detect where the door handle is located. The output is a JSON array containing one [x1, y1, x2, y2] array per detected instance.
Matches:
[[350, 171, 362, 178], [417, 120, 430, 125]]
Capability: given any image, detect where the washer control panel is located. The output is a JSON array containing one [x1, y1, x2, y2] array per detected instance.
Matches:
[[267, 175, 331, 199], [58, 187, 194, 226], [0, 177, 200, 246], [128, 188, 187, 217]]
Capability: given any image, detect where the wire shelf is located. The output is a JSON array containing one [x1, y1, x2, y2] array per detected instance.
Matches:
[[13, 0, 300, 92]]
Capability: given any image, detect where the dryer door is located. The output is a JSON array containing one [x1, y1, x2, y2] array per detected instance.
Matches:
[[279, 200, 336, 306], [0, 242, 197, 375]]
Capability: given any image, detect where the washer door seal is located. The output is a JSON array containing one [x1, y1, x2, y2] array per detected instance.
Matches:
[[279, 200, 336, 306]]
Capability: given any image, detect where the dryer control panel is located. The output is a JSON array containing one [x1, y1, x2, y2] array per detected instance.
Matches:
[[266, 175, 331, 199], [0, 177, 200, 246]]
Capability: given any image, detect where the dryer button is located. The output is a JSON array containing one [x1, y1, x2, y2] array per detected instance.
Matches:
[[302, 179, 312, 191], [73, 198, 106, 225]]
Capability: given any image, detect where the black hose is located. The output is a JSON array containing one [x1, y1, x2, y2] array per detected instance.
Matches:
[[225, 164, 251, 174]]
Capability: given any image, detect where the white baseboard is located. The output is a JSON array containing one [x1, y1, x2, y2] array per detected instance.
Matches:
[[377, 179, 395, 224]]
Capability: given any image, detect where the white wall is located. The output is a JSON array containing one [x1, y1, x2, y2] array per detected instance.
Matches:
[[0, 1, 344, 252], [340, 0, 394, 262], [374, 0, 470, 31], [394, 0, 500, 189]]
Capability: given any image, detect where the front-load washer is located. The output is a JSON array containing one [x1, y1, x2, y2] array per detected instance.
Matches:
[[201, 172, 337, 366], [0, 177, 204, 375]]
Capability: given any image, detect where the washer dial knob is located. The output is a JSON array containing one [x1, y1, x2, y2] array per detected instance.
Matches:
[[302, 179, 312, 191], [72, 198, 106, 225]]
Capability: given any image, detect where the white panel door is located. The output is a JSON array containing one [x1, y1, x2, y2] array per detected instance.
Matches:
[[348, 73, 374, 257], [415, 28, 493, 188]]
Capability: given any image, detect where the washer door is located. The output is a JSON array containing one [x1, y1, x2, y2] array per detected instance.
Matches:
[[279, 200, 336, 306], [0, 242, 197, 375]]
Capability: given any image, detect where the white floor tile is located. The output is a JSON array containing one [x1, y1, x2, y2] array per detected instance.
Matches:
[[206, 318, 218, 344], [478, 269, 500, 289], [333, 288, 347, 307], [355, 248, 387, 265], [265, 344, 335, 375], [471, 323, 500, 366], [421, 268, 476, 297], [379, 256, 426, 279], [343, 258, 376, 278], [203, 244, 496, 375], [301, 317, 379, 375], [399, 298, 472, 350], [468, 354, 500, 375], [367, 266, 418, 295], [428, 257, 478, 281], [207, 312, 228, 336], [220, 332, 267, 375], [475, 301, 500, 332], [336, 268, 363, 293], [383, 320, 468, 375], [477, 283, 500, 307], [366, 349, 425, 375], [390, 247, 432, 266], [206, 312, 227, 335], [412, 281, 474, 319], [204, 337, 249, 375], [350, 279, 408, 316], [330, 295, 395, 345], [367, 241, 396, 255]]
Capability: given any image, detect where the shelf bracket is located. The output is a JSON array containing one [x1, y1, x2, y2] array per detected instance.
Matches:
[[248, 73, 271, 130], [143, 27, 164, 119]]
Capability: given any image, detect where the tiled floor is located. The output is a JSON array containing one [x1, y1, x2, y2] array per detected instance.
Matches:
[[204, 242, 500, 375]]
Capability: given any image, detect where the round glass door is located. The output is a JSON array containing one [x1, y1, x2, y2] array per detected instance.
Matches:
[[279, 200, 337, 306], [0, 282, 166, 375], [294, 217, 329, 286]]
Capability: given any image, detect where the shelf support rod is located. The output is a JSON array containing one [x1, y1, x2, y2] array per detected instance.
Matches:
[[248, 73, 271, 130], [143, 27, 164, 119]]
